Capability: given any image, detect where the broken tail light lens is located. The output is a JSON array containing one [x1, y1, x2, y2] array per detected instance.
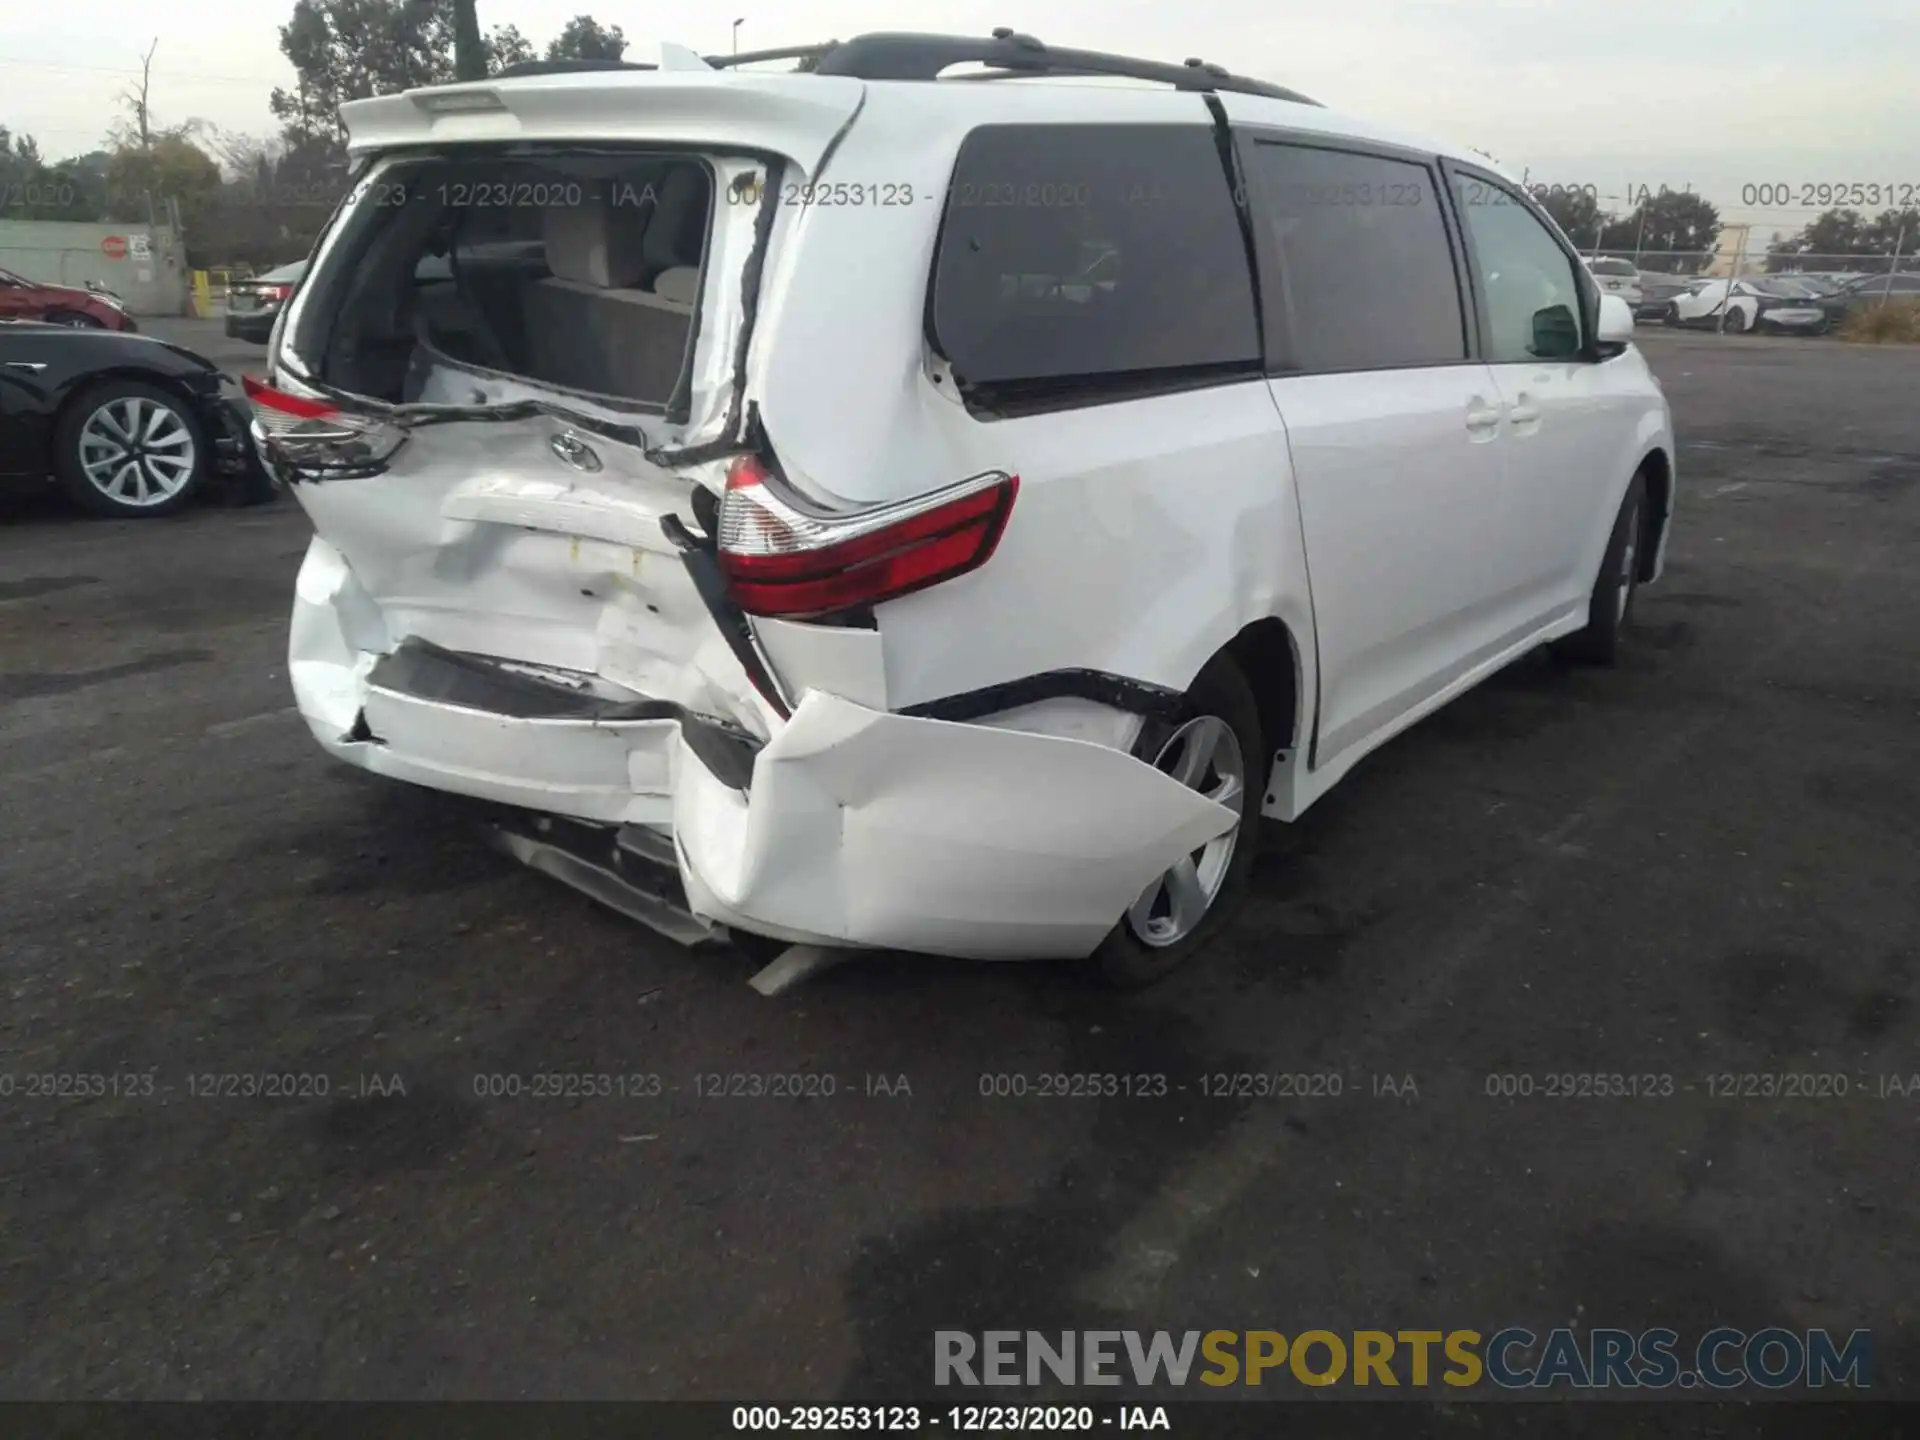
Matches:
[[243, 374, 406, 476], [716, 457, 1018, 619]]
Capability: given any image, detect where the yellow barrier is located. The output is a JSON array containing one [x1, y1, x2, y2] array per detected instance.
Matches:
[[191, 269, 213, 317]]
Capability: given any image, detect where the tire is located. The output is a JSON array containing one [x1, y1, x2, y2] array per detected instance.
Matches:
[[45, 310, 103, 328], [1662, 305, 1679, 327], [1086, 653, 1263, 988], [1722, 305, 1749, 335], [1555, 474, 1646, 666], [53, 380, 208, 518]]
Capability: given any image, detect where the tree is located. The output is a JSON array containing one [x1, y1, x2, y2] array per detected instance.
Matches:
[[115, 39, 162, 149], [1530, 186, 1610, 250], [0, 133, 112, 221], [203, 126, 285, 189], [104, 133, 222, 230], [453, 0, 487, 80], [1600, 189, 1719, 273], [486, 23, 536, 70], [1767, 207, 1918, 273], [267, 2, 637, 155], [1866, 208, 1920, 270], [269, 0, 456, 151], [546, 14, 626, 61]]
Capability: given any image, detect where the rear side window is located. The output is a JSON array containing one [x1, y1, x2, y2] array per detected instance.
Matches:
[[929, 124, 1260, 392], [1240, 140, 1467, 374], [289, 153, 713, 413]]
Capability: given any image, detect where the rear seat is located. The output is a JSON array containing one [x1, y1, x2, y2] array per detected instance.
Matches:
[[522, 169, 707, 402]]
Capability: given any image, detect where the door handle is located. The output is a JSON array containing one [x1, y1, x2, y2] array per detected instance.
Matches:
[[1507, 392, 1542, 428], [1465, 398, 1502, 437]]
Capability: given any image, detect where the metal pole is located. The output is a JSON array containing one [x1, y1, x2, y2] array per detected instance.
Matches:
[[1880, 223, 1907, 307], [1718, 228, 1748, 333], [732, 18, 744, 54]]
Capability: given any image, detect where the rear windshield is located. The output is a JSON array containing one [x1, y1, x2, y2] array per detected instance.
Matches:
[[1588, 258, 1637, 276], [289, 151, 714, 415]]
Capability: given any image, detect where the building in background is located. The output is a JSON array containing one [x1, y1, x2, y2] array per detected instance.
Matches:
[[0, 220, 190, 316]]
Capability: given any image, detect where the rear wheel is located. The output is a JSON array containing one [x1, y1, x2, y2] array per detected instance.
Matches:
[[1087, 654, 1263, 988], [1555, 474, 1646, 666], [1722, 305, 1750, 334], [53, 380, 207, 518]]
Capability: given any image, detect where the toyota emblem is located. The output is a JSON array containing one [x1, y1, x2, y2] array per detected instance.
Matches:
[[550, 432, 602, 472]]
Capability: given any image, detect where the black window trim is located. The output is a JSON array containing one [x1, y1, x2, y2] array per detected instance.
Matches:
[[1439, 158, 1613, 365], [1229, 125, 1484, 378], [923, 115, 1267, 421]]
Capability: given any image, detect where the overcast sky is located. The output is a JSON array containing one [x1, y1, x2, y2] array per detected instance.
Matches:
[[5, 0, 1918, 233]]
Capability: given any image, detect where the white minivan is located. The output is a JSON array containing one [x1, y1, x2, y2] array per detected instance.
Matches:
[[253, 32, 1675, 985]]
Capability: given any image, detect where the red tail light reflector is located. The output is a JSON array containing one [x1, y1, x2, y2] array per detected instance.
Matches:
[[243, 374, 405, 475], [715, 458, 1018, 619]]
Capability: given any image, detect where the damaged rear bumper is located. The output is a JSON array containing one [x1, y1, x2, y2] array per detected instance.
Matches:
[[291, 545, 1234, 962]]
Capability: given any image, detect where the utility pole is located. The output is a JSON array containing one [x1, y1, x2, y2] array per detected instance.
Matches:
[[1881, 222, 1908, 306], [733, 18, 745, 54], [454, 0, 487, 81]]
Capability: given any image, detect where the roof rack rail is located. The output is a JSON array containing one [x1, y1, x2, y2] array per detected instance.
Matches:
[[704, 44, 836, 69], [495, 58, 657, 78], [788, 30, 1319, 106]]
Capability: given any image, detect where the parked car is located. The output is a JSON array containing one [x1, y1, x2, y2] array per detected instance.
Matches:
[[1633, 272, 1695, 320], [0, 321, 274, 514], [1815, 271, 1920, 325], [252, 31, 1674, 985], [0, 266, 138, 330], [1776, 273, 1848, 297], [224, 260, 308, 343], [1665, 277, 1830, 334], [1584, 255, 1643, 307]]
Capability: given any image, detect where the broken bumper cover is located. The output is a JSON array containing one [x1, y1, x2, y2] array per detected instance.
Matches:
[[290, 548, 1235, 961]]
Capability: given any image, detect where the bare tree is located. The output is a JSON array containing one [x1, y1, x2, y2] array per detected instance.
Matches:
[[119, 39, 160, 149], [203, 125, 287, 190]]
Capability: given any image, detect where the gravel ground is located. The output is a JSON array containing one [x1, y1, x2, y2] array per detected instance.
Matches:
[[1, 323, 1915, 1402]]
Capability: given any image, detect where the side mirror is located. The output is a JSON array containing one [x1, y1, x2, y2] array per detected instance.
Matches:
[[1595, 293, 1635, 344], [1530, 303, 1582, 357]]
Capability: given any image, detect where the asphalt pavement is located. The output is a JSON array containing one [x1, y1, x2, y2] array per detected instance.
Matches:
[[1, 323, 1916, 1404]]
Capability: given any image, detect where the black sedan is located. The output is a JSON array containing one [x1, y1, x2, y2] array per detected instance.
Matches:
[[1816, 271, 1920, 326], [1633, 273, 1696, 321], [224, 260, 307, 344], [0, 322, 274, 516]]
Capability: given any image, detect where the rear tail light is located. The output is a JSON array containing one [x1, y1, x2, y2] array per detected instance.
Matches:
[[715, 457, 1018, 619], [264, 284, 293, 302], [243, 374, 406, 475]]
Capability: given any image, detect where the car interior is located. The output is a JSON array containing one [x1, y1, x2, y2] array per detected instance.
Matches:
[[313, 156, 712, 410]]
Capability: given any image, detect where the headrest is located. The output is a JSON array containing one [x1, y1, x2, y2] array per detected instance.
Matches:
[[651, 266, 700, 305], [543, 190, 652, 288]]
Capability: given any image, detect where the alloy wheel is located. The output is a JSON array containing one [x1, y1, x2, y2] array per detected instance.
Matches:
[[1124, 714, 1245, 948], [1615, 502, 1640, 623], [77, 396, 197, 507]]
